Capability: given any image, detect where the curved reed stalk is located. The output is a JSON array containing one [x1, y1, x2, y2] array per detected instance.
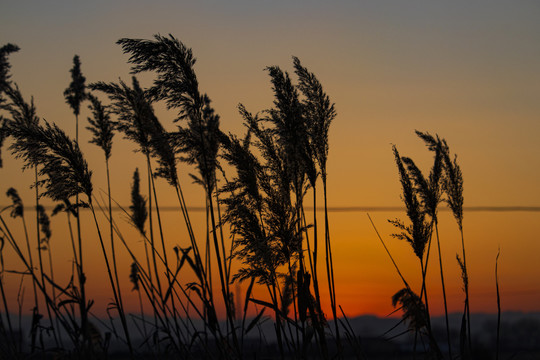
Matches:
[[117, 34, 242, 354], [85, 94, 133, 355]]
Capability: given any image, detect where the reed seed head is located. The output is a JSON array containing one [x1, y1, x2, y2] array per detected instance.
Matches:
[[63, 55, 87, 117]]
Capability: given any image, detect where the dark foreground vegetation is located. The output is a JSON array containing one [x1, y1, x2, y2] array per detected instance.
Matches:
[[0, 36, 514, 359]]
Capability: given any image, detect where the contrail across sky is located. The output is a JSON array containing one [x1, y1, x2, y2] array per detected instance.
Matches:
[[14, 205, 540, 212]]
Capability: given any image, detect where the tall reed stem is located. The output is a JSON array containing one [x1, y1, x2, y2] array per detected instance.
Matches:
[[323, 178, 341, 351], [105, 158, 133, 356], [459, 226, 471, 349], [434, 221, 451, 358], [88, 201, 132, 356]]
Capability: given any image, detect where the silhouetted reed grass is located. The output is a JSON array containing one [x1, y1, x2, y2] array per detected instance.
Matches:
[[0, 36, 507, 359]]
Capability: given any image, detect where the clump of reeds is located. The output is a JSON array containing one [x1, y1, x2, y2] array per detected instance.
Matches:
[[380, 131, 477, 359], [2, 35, 503, 360], [218, 54, 341, 358]]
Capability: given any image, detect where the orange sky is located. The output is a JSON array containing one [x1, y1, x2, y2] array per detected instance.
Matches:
[[1, 1, 539, 319]]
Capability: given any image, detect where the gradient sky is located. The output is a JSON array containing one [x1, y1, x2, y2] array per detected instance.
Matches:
[[1, 1, 540, 318]]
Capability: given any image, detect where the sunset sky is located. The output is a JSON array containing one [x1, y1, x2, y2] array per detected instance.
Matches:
[[1, 1, 539, 319]]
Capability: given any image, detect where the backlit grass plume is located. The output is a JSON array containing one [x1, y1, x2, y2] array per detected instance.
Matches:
[[117, 34, 200, 117], [91, 77, 180, 186], [64, 55, 87, 142], [36, 204, 51, 247], [441, 141, 464, 230], [64, 55, 86, 118], [8, 119, 92, 201], [293, 56, 336, 184], [90, 77, 155, 155], [390, 145, 430, 259], [118, 34, 221, 193], [265, 65, 310, 198], [0, 44, 20, 167], [6, 187, 23, 218], [129, 168, 147, 235], [392, 288, 427, 332], [86, 94, 116, 160], [0, 43, 19, 93], [96, 76, 179, 187]]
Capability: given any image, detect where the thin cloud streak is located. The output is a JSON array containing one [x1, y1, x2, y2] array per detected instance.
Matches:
[[14, 205, 540, 212]]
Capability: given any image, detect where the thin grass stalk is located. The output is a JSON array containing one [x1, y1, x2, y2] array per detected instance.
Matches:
[[45, 234, 63, 348], [207, 186, 241, 353], [106, 211, 179, 352], [267, 282, 286, 359], [72, 90, 88, 346], [189, 94, 238, 352], [105, 158, 134, 357], [339, 305, 367, 360], [0, 214, 80, 347], [147, 167, 185, 344], [58, 207, 79, 335], [323, 178, 341, 351], [214, 194, 228, 289], [88, 202, 132, 355], [418, 226, 434, 344], [108, 194, 182, 346], [144, 155, 173, 348], [186, 119, 239, 353], [172, 182, 208, 293], [459, 228, 471, 350], [139, 230, 153, 311], [133, 289, 148, 352], [202, 195, 211, 346], [293, 194, 303, 352], [205, 196, 212, 290], [214, 190, 231, 286], [16, 275, 24, 353], [61, 209, 78, 275], [367, 213, 410, 289], [434, 221, 452, 358], [0, 239, 16, 350], [0, 275, 17, 356], [145, 156, 163, 301], [419, 257, 434, 345], [34, 167, 61, 348], [286, 258, 300, 353], [173, 183, 228, 350], [495, 247, 501, 360], [37, 203, 64, 348], [19, 199, 40, 320], [417, 230, 444, 359], [302, 191, 328, 358]]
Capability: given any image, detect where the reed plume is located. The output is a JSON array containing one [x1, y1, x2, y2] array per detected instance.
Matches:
[[86, 94, 115, 160], [8, 119, 92, 201], [390, 146, 430, 260], [64, 55, 87, 142], [129, 168, 147, 235], [0, 44, 19, 89], [6, 188, 23, 219], [392, 288, 427, 332], [0, 43, 20, 168]]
